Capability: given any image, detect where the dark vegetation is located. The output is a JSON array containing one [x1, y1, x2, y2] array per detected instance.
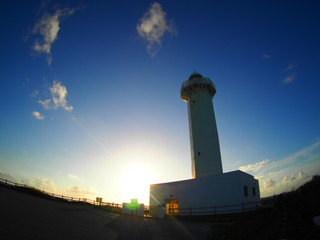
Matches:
[[209, 175, 320, 239]]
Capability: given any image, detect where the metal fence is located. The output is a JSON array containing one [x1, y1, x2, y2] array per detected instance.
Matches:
[[168, 200, 262, 216], [1, 177, 265, 217], [0, 177, 121, 209]]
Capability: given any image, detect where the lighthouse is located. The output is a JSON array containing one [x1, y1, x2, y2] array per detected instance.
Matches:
[[181, 72, 223, 178], [149, 72, 260, 218]]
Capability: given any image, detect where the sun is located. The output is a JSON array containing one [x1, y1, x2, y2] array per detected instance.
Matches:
[[119, 165, 152, 205]]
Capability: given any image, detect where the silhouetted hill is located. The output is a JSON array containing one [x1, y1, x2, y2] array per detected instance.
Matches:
[[210, 175, 320, 239]]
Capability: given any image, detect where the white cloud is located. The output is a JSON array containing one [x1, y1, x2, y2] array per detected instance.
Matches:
[[50, 81, 73, 111], [32, 111, 45, 120], [38, 99, 51, 110], [255, 175, 265, 180], [68, 174, 81, 180], [247, 141, 320, 197], [263, 179, 276, 188], [282, 62, 297, 84], [281, 171, 309, 185], [0, 170, 17, 182], [282, 73, 297, 84], [136, 2, 176, 57], [31, 90, 40, 98], [32, 8, 76, 64], [37, 81, 73, 112], [28, 177, 58, 193], [66, 185, 97, 198], [239, 159, 270, 172], [261, 54, 270, 59], [283, 62, 297, 72]]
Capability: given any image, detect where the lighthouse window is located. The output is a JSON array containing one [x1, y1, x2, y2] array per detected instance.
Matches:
[[193, 100, 195, 103], [198, 152, 200, 156], [244, 186, 248, 197], [252, 187, 256, 196]]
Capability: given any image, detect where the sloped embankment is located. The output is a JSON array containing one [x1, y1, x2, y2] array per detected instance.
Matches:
[[209, 175, 320, 239]]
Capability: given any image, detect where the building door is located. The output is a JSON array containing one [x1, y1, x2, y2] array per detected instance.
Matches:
[[165, 199, 179, 215]]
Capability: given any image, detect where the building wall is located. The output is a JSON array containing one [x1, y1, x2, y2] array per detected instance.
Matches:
[[149, 170, 260, 216], [187, 88, 223, 178]]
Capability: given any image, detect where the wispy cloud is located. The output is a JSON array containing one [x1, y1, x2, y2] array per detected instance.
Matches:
[[28, 177, 58, 193], [136, 2, 176, 57], [283, 62, 297, 72], [66, 185, 97, 198], [38, 99, 51, 110], [0, 172, 96, 199], [31, 90, 40, 98], [281, 171, 309, 185], [32, 8, 77, 64], [261, 54, 270, 59], [50, 81, 73, 111], [263, 179, 276, 188], [239, 141, 320, 197], [255, 175, 265, 180], [32, 111, 45, 120], [282, 73, 297, 84], [37, 81, 73, 112], [0, 170, 17, 182], [282, 62, 297, 84], [239, 159, 270, 172], [68, 174, 81, 180]]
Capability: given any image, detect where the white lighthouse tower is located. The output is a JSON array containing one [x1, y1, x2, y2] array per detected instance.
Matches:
[[149, 73, 260, 218], [181, 72, 223, 178]]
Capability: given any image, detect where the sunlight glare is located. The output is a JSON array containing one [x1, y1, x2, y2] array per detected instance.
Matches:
[[119, 165, 152, 205]]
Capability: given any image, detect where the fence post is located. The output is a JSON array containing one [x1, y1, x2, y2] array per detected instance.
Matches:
[[189, 207, 192, 216], [214, 205, 216, 215], [242, 202, 245, 212]]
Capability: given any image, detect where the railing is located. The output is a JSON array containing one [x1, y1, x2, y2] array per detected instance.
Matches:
[[169, 200, 262, 216], [1, 177, 264, 217], [0, 177, 121, 209]]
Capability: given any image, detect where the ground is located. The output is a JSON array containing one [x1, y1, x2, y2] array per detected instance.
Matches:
[[1, 176, 320, 239], [0, 184, 211, 239]]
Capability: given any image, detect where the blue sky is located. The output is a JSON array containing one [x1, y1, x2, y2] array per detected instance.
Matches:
[[1, 0, 320, 204]]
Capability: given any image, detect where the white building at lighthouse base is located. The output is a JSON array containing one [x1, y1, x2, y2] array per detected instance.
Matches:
[[149, 170, 260, 218]]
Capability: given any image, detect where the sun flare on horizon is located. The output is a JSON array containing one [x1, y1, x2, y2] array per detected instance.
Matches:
[[119, 165, 153, 205]]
